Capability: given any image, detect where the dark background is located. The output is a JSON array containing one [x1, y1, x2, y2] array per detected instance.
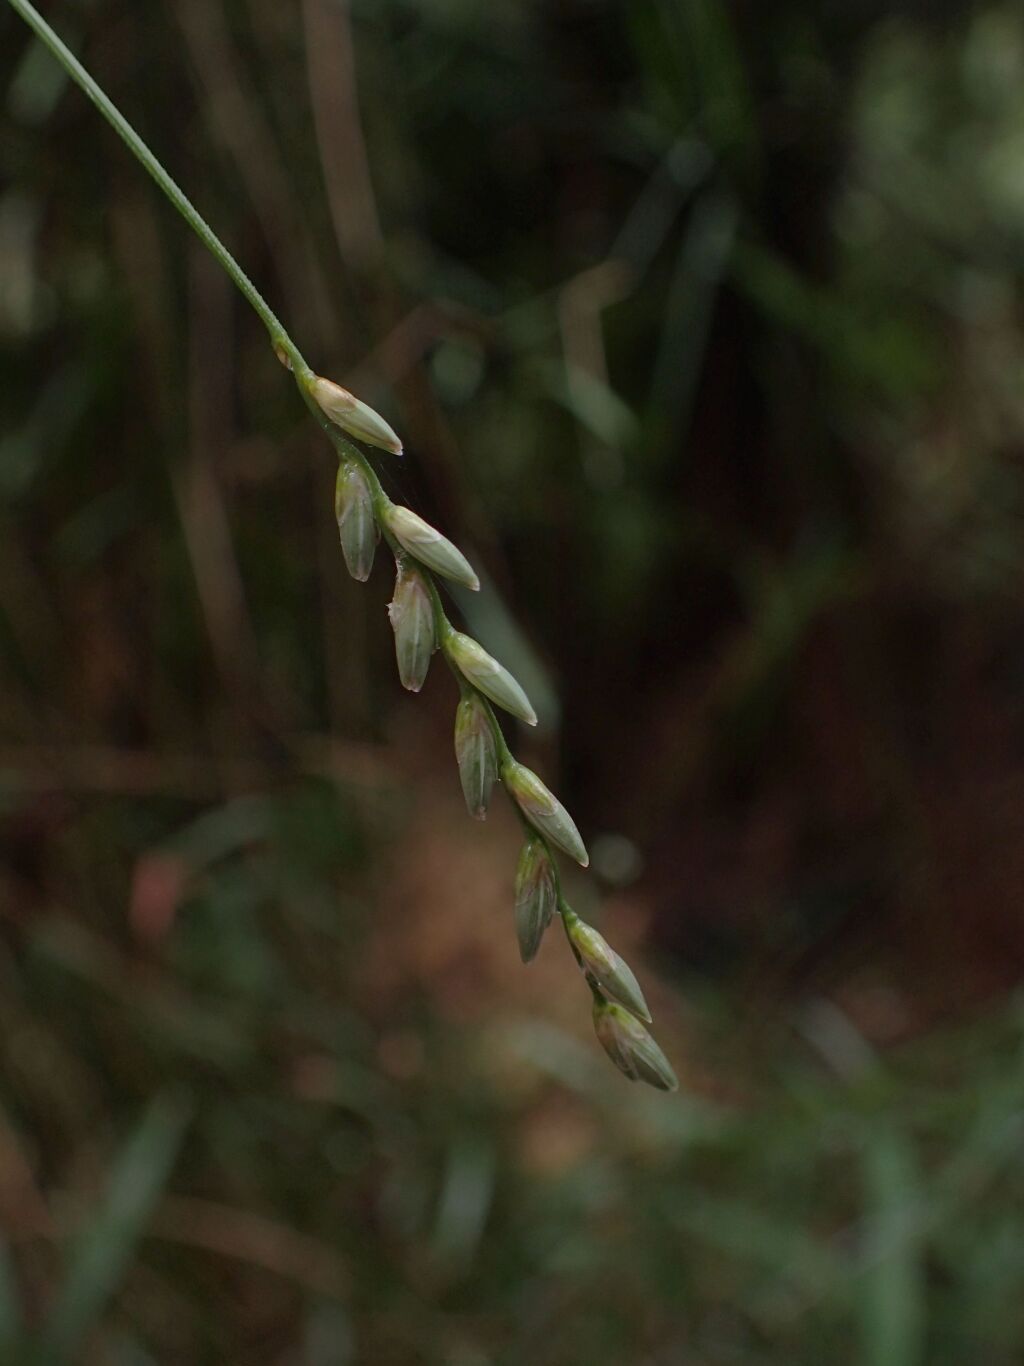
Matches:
[[4, 0, 1024, 1361]]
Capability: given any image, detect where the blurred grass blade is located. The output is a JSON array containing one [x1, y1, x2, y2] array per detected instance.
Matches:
[[676, 0, 754, 156], [431, 1136, 495, 1273], [542, 360, 639, 450], [32, 919, 250, 1069], [7, 24, 70, 125], [40, 1093, 191, 1363], [649, 189, 737, 447], [305, 1303, 355, 1366], [668, 1192, 843, 1297], [859, 1129, 925, 1366], [0, 1239, 24, 1350]]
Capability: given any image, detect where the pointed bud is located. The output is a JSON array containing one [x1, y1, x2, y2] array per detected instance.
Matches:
[[388, 562, 435, 692], [311, 375, 403, 454], [593, 1000, 678, 1091], [502, 760, 587, 864], [448, 634, 537, 727], [514, 836, 556, 962], [565, 911, 650, 1020], [334, 461, 378, 581], [454, 693, 498, 820], [382, 505, 479, 591]]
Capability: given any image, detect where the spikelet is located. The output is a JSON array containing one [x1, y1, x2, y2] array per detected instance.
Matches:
[[311, 375, 403, 454], [448, 633, 536, 727], [382, 505, 479, 591], [503, 760, 587, 866], [593, 1000, 678, 1091], [454, 692, 498, 819], [388, 562, 435, 692]]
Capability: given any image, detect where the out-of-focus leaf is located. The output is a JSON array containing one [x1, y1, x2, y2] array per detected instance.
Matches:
[[0, 1240, 23, 1353], [649, 188, 738, 443], [431, 1135, 495, 1272], [7, 27, 71, 124], [40, 1093, 191, 1364], [858, 1129, 925, 1366], [540, 360, 640, 450], [305, 1303, 355, 1366]]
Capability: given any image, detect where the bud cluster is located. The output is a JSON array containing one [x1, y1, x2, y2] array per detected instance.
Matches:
[[314, 369, 676, 1091]]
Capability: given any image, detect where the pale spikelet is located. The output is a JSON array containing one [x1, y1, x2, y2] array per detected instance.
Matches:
[[382, 505, 479, 591], [388, 562, 435, 692], [311, 375, 403, 454], [514, 836, 556, 962], [334, 460, 377, 581], [593, 1000, 678, 1091], [502, 760, 587, 865], [565, 911, 651, 1021], [454, 692, 498, 819], [448, 633, 536, 726]]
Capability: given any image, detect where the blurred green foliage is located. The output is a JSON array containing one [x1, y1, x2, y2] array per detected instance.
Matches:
[[8, 764, 1024, 1364], [5, 0, 1024, 1361]]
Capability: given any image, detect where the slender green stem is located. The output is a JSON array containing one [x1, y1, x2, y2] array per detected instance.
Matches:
[[7, 0, 305, 370]]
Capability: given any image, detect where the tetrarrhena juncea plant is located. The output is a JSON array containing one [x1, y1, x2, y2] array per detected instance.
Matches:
[[8, 0, 677, 1092]]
